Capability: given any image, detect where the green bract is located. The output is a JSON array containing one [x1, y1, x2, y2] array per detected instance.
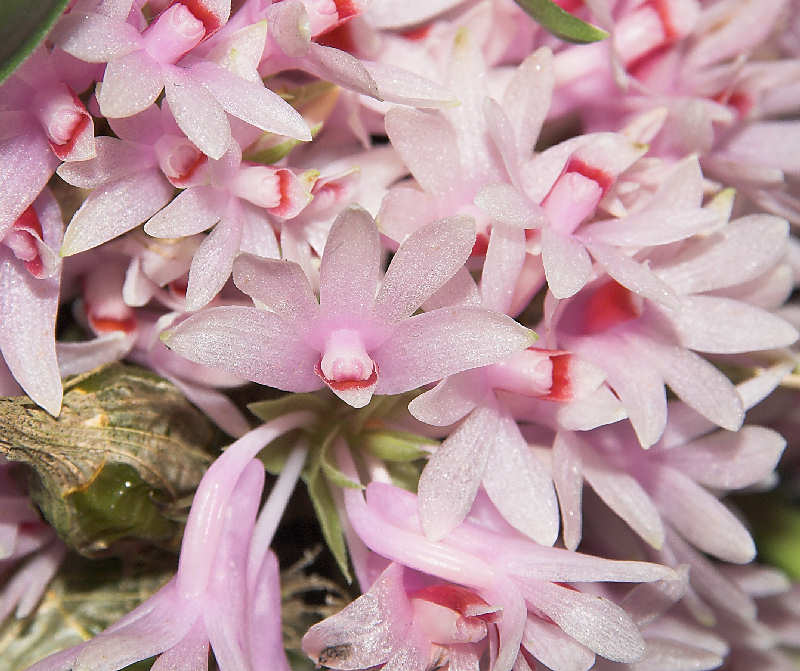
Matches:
[[513, 0, 608, 44]]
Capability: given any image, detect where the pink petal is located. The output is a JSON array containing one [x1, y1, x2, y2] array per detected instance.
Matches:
[[0, 129, 58, 235], [408, 371, 484, 426], [375, 216, 475, 322], [581, 208, 720, 248], [163, 307, 322, 391], [363, 61, 455, 107], [417, 405, 497, 540], [0, 258, 61, 415], [522, 616, 595, 671], [481, 225, 526, 314], [503, 48, 554, 163], [365, 0, 465, 27], [649, 464, 755, 563], [483, 408, 559, 546], [151, 622, 209, 671], [541, 229, 592, 299], [385, 107, 461, 196], [319, 206, 380, 318], [57, 332, 134, 376], [163, 65, 231, 160], [56, 136, 153, 188], [474, 183, 545, 229], [184, 217, 242, 311], [663, 425, 785, 490], [166, 374, 251, 438], [422, 267, 481, 311], [239, 207, 280, 259], [145, 186, 222, 238], [656, 215, 789, 294], [660, 296, 798, 354], [247, 551, 289, 671], [190, 61, 312, 141], [522, 581, 645, 663], [97, 51, 164, 118], [61, 169, 174, 255], [581, 450, 665, 549], [374, 307, 536, 394], [51, 12, 141, 62], [552, 431, 584, 551], [305, 43, 379, 98], [233, 254, 319, 323]]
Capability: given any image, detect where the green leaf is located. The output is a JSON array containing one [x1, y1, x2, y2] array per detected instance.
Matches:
[[248, 393, 332, 424], [385, 460, 423, 493], [0, 0, 70, 85], [360, 429, 436, 462], [305, 471, 351, 583], [0, 554, 172, 671], [0, 364, 216, 556], [512, 0, 608, 44]]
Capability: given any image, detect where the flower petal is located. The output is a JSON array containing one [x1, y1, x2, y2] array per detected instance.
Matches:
[[375, 215, 475, 322], [184, 217, 243, 311], [163, 307, 322, 391], [145, 186, 222, 238], [374, 307, 536, 395], [97, 51, 163, 118]]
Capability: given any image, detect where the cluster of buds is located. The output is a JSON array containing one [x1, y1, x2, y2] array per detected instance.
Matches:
[[1, 0, 800, 670]]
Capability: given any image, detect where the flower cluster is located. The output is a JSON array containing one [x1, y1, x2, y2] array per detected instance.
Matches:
[[1, 0, 800, 670]]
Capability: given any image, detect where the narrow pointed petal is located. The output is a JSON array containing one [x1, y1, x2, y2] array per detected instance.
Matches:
[[56, 136, 152, 188], [649, 465, 756, 564], [581, 209, 720, 248], [150, 622, 209, 671], [503, 48, 554, 161], [552, 432, 584, 551], [522, 581, 645, 663], [51, 12, 141, 62], [0, 130, 58, 234], [191, 61, 311, 141], [541, 229, 592, 299], [0, 252, 61, 416], [57, 333, 134, 376], [581, 454, 664, 549], [656, 215, 789, 293], [664, 426, 785, 490], [481, 225, 526, 314], [522, 617, 595, 671], [375, 216, 475, 322], [364, 62, 455, 107], [642, 340, 744, 433], [319, 206, 380, 317], [233, 254, 318, 322], [145, 187, 222, 238], [474, 183, 545, 229], [408, 372, 484, 427], [163, 307, 322, 391], [62, 170, 174, 255], [374, 307, 536, 394], [484, 409, 559, 546], [184, 218, 242, 311], [585, 243, 678, 308], [97, 52, 163, 118], [385, 107, 461, 196], [417, 406, 496, 540], [305, 43, 379, 99], [163, 66, 231, 160]]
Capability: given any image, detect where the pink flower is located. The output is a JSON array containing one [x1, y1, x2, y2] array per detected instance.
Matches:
[[163, 206, 535, 407]]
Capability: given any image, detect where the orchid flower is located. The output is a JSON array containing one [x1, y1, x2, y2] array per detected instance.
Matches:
[[163, 206, 535, 407]]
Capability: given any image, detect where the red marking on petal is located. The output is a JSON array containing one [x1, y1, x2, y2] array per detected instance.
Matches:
[[333, 0, 360, 21], [626, 43, 672, 80], [564, 158, 614, 196], [411, 584, 500, 622], [316, 23, 358, 51], [526, 348, 573, 402], [401, 24, 432, 41], [169, 0, 222, 37], [169, 278, 189, 298], [14, 206, 43, 238], [647, 0, 678, 41], [712, 90, 752, 120], [315, 360, 378, 390], [168, 152, 207, 187], [88, 313, 138, 334], [470, 230, 491, 257], [583, 280, 641, 334], [48, 90, 92, 161]]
